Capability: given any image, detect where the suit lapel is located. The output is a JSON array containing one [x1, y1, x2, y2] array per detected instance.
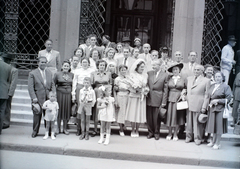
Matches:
[[191, 76, 203, 88], [36, 69, 45, 86]]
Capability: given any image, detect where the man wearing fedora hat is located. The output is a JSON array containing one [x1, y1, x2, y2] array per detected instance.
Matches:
[[1, 53, 18, 129], [0, 53, 13, 134], [121, 36, 134, 52], [220, 35, 237, 84]]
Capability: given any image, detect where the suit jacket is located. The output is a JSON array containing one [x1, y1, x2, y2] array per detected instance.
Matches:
[[0, 60, 12, 99], [167, 76, 186, 102], [28, 68, 56, 105], [208, 83, 232, 112], [116, 56, 136, 74], [38, 49, 61, 71], [180, 62, 199, 81], [8, 67, 18, 97], [147, 70, 169, 107], [187, 75, 210, 112], [85, 46, 104, 58]]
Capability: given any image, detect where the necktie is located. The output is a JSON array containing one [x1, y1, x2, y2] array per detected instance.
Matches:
[[193, 76, 197, 85], [42, 70, 46, 86], [124, 58, 127, 65]]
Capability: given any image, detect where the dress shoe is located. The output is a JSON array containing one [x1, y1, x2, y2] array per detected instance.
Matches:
[[76, 130, 81, 136], [2, 125, 9, 129], [63, 129, 69, 135], [173, 136, 178, 141], [207, 142, 214, 147], [212, 144, 220, 150], [154, 134, 160, 140], [185, 137, 192, 143], [147, 134, 154, 139], [85, 133, 89, 140], [91, 131, 97, 137], [79, 133, 85, 140], [195, 139, 201, 145], [166, 135, 172, 140], [31, 132, 37, 138]]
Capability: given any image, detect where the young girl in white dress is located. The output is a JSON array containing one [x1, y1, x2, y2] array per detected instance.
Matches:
[[97, 85, 115, 145]]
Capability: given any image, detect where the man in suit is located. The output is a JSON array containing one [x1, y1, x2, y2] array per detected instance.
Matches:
[[85, 34, 104, 58], [146, 59, 168, 140], [180, 51, 199, 81], [0, 53, 13, 135], [186, 64, 210, 145], [139, 43, 152, 72], [116, 47, 136, 74], [28, 56, 55, 138], [38, 39, 61, 77], [2, 54, 18, 129]]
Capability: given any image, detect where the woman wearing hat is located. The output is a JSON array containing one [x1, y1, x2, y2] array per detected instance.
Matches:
[[166, 62, 186, 141], [159, 46, 174, 72], [205, 71, 232, 149]]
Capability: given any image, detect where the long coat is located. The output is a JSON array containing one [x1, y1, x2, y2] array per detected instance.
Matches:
[[28, 68, 56, 105], [0, 60, 12, 99], [206, 83, 232, 134], [147, 70, 168, 107], [187, 75, 210, 112]]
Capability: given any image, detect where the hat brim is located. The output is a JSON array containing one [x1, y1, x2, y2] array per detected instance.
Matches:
[[168, 63, 184, 73], [198, 114, 208, 123]]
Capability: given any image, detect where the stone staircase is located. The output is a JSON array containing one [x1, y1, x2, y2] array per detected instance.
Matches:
[[11, 79, 34, 126]]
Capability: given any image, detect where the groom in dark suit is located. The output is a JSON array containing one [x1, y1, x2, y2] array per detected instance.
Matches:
[[28, 56, 55, 138], [147, 60, 169, 140]]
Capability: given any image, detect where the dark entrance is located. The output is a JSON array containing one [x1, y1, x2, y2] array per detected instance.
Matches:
[[105, 0, 174, 51]]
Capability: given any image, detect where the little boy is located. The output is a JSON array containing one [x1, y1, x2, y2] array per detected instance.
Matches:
[[78, 77, 96, 140], [42, 91, 59, 140]]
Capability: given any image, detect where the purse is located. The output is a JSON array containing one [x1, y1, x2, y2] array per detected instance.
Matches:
[[223, 99, 230, 119], [176, 97, 188, 110]]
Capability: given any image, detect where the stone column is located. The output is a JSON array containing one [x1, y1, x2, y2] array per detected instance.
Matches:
[[172, 0, 205, 64], [49, 0, 81, 62]]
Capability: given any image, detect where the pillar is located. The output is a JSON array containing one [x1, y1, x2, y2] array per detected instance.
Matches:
[[172, 0, 205, 63], [49, 0, 81, 62]]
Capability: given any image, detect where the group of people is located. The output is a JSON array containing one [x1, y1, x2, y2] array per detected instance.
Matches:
[[22, 34, 239, 148]]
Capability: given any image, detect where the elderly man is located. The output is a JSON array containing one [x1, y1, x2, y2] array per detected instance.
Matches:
[[38, 39, 61, 77], [28, 56, 55, 138], [186, 65, 210, 145], [220, 35, 237, 84], [0, 53, 13, 134], [174, 51, 184, 63], [181, 51, 199, 81], [2, 54, 18, 129], [147, 59, 168, 140]]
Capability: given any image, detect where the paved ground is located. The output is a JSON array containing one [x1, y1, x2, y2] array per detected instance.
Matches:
[[0, 150, 236, 169], [0, 125, 240, 168]]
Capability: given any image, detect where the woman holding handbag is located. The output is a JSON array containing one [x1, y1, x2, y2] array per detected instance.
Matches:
[[205, 71, 232, 149], [166, 63, 186, 141]]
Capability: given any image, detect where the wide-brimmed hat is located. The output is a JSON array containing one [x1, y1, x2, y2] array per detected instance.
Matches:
[[198, 114, 208, 123], [122, 37, 131, 42], [228, 35, 237, 41], [168, 63, 184, 73]]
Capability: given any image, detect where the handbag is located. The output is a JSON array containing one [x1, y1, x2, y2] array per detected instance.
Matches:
[[159, 107, 166, 119], [176, 97, 188, 110], [223, 99, 230, 119]]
